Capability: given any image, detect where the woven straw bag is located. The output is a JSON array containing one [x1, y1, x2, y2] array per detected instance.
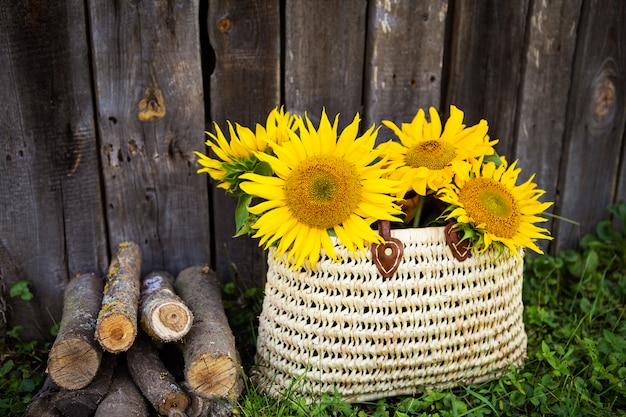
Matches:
[[252, 224, 526, 402]]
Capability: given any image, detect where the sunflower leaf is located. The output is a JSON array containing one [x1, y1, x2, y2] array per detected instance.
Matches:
[[483, 151, 504, 166], [254, 160, 273, 176], [234, 194, 253, 237]]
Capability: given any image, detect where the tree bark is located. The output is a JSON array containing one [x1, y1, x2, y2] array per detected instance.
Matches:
[[175, 265, 243, 403], [47, 272, 104, 390], [94, 367, 148, 417], [140, 271, 193, 342], [127, 330, 190, 416], [181, 382, 239, 417], [182, 382, 211, 417], [95, 241, 142, 353], [25, 353, 116, 417], [183, 381, 237, 417], [23, 376, 62, 417]]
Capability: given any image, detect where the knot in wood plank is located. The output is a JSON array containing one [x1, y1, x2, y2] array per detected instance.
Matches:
[[138, 87, 166, 122], [217, 16, 232, 33], [593, 75, 615, 123]]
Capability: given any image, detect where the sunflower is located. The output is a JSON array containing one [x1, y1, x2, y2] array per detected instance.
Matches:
[[379, 105, 498, 197], [438, 157, 553, 255], [239, 110, 403, 269], [194, 107, 298, 193], [264, 105, 298, 145]]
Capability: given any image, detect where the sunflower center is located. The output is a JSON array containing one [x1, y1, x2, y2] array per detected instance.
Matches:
[[284, 155, 362, 229], [405, 140, 456, 170], [458, 177, 521, 238]]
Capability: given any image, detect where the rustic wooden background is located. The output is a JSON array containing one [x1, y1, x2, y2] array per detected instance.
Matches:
[[1, 0, 625, 340]]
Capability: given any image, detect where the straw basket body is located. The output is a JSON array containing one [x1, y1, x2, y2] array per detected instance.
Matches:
[[253, 226, 526, 402]]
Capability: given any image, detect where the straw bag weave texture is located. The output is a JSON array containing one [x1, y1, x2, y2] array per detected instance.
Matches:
[[253, 226, 526, 402]]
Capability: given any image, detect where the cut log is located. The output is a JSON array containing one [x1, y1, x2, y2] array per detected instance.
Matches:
[[127, 329, 190, 416], [47, 272, 104, 390], [175, 265, 243, 403], [94, 367, 148, 417], [140, 271, 194, 342], [183, 382, 236, 417], [182, 382, 211, 417], [25, 353, 116, 417], [95, 241, 142, 353], [23, 375, 62, 417]]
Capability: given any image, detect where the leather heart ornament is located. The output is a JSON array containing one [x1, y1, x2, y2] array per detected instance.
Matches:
[[372, 220, 404, 278], [444, 221, 471, 262]]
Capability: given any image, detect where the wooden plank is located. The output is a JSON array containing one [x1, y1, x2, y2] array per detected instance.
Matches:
[[513, 0, 582, 251], [618, 136, 626, 205], [88, 0, 210, 276], [363, 0, 448, 133], [554, 0, 626, 251], [0, 1, 105, 340], [284, 0, 367, 127], [445, 0, 530, 158], [207, 0, 281, 284]]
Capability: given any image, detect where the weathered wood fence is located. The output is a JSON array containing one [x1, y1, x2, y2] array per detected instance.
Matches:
[[1, 0, 625, 340]]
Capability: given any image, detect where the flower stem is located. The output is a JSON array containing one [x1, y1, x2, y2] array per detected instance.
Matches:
[[412, 196, 426, 228]]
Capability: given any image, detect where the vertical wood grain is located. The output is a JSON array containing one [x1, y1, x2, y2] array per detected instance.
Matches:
[[88, 0, 210, 276], [513, 0, 582, 251], [284, 0, 367, 126], [0, 0, 106, 340], [207, 0, 280, 283], [445, 0, 530, 158], [363, 0, 448, 137], [2, 0, 626, 338], [554, 0, 626, 251]]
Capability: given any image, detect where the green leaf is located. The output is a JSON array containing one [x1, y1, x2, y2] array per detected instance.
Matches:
[[18, 379, 36, 393], [483, 150, 504, 166], [9, 281, 33, 301], [0, 360, 14, 378], [596, 220, 621, 242], [607, 201, 626, 231], [599, 330, 626, 355], [49, 322, 60, 337], [254, 160, 273, 176], [582, 249, 599, 274], [234, 193, 254, 237], [7, 326, 23, 339], [510, 390, 526, 407], [540, 374, 559, 390]]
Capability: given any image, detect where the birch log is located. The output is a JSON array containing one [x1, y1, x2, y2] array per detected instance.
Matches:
[[140, 271, 193, 342], [175, 265, 243, 403], [47, 272, 103, 390], [95, 241, 142, 353]]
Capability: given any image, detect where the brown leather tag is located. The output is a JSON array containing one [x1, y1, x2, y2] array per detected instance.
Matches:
[[372, 220, 404, 278], [372, 238, 404, 278], [444, 222, 471, 262]]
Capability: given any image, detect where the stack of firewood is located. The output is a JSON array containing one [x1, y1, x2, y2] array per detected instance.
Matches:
[[25, 241, 243, 417]]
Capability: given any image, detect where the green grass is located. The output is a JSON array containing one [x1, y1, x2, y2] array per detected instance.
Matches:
[[2, 202, 625, 416], [0, 326, 49, 415]]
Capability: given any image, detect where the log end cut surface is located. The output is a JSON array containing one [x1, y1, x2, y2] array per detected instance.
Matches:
[[96, 313, 136, 353], [160, 391, 190, 416], [186, 354, 240, 398], [154, 302, 193, 340], [48, 338, 102, 390]]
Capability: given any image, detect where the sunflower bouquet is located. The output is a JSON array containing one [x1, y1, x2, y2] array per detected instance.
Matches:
[[195, 106, 552, 269]]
